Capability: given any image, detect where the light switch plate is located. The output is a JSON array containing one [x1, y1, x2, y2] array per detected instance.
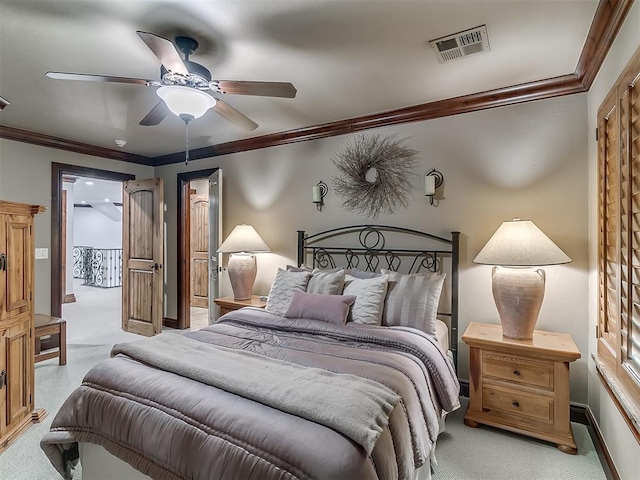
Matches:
[[35, 248, 48, 259]]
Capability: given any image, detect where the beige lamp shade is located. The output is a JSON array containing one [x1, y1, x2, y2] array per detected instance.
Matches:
[[473, 219, 571, 266], [474, 219, 571, 340], [217, 225, 270, 254], [218, 225, 270, 301]]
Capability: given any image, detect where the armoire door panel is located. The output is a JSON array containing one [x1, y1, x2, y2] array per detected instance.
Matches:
[[4, 319, 30, 432]]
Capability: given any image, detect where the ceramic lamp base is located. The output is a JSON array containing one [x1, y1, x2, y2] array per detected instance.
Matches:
[[228, 253, 256, 301], [492, 266, 546, 340]]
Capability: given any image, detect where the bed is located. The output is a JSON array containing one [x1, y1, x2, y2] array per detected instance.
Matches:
[[41, 225, 461, 480]]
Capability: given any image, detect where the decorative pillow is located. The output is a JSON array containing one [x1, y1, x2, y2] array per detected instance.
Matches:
[[307, 268, 346, 295], [345, 268, 381, 279], [381, 269, 446, 336], [286, 264, 312, 272], [342, 274, 389, 325], [287, 264, 341, 273], [265, 269, 311, 316], [284, 291, 356, 325]]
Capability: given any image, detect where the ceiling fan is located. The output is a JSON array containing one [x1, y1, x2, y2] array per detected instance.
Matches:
[[45, 31, 297, 131]]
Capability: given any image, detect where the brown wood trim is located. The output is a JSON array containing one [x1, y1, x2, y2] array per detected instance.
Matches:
[[51, 163, 135, 317], [177, 169, 218, 330], [575, 0, 635, 90], [153, 74, 585, 164], [0, 125, 154, 166], [63, 293, 76, 304], [583, 403, 620, 480], [162, 317, 179, 329]]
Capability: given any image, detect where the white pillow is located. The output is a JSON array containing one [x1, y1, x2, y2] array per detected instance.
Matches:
[[265, 269, 311, 316], [342, 274, 389, 325], [381, 269, 445, 336]]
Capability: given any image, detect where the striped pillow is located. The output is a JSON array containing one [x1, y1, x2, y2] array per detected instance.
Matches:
[[381, 270, 446, 336], [307, 269, 346, 295]]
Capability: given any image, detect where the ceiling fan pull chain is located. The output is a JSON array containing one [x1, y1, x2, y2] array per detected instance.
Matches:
[[185, 117, 190, 165]]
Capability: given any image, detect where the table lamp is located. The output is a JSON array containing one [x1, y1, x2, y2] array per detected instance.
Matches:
[[217, 225, 270, 301], [473, 218, 571, 339]]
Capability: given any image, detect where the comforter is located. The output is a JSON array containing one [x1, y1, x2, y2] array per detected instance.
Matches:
[[41, 308, 460, 480]]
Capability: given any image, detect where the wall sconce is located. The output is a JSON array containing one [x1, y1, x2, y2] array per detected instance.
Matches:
[[312, 181, 328, 211], [424, 169, 444, 206]]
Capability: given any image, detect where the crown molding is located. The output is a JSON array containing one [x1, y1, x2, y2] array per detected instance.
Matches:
[[0, 125, 154, 166], [154, 74, 586, 164]]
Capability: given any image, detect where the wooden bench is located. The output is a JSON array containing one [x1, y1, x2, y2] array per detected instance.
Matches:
[[34, 314, 67, 365]]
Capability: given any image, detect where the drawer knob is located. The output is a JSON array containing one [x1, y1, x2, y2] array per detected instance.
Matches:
[[512, 401, 520, 408], [513, 370, 521, 376]]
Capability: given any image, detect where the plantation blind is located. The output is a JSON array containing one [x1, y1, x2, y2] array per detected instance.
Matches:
[[623, 68, 640, 380], [597, 49, 640, 393]]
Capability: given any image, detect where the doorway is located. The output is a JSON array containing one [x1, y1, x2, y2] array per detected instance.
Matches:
[[176, 168, 221, 330], [50, 163, 136, 348], [51, 163, 135, 318]]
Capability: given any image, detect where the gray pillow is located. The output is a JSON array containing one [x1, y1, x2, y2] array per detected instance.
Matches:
[[265, 269, 311, 316], [343, 274, 389, 325], [284, 291, 356, 325], [381, 270, 446, 336], [307, 268, 346, 295], [345, 268, 381, 279]]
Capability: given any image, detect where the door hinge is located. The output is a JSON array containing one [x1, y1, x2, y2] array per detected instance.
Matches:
[[595, 127, 599, 141], [596, 324, 600, 337], [29, 393, 32, 404], [0, 370, 6, 389]]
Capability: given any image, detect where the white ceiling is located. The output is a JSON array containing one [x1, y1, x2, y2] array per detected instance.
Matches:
[[0, 0, 598, 158], [72, 177, 123, 204]]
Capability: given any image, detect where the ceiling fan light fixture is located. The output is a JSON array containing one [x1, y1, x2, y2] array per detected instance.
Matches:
[[156, 85, 215, 119]]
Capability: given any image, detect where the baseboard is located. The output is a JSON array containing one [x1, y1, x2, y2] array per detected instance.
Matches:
[[458, 379, 618, 480], [459, 379, 469, 398], [582, 404, 620, 480], [163, 317, 178, 329], [63, 293, 76, 304]]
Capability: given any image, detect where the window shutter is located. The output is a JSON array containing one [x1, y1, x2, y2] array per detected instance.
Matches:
[[598, 92, 620, 357], [623, 71, 640, 382]]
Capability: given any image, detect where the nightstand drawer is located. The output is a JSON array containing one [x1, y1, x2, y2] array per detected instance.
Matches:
[[483, 352, 553, 389], [483, 385, 553, 422]]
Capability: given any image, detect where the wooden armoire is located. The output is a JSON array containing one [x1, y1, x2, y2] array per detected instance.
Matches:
[[0, 200, 46, 453]]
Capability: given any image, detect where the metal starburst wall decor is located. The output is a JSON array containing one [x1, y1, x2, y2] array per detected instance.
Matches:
[[332, 134, 418, 219]]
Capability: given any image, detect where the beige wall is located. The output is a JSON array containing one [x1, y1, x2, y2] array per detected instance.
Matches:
[[14, 17, 640, 452], [0, 139, 154, 314], [156, 91, 590, 402], [586, 1, 640, 477]]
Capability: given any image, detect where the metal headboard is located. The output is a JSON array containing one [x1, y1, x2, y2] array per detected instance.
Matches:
[[297, 225, 460, 369]]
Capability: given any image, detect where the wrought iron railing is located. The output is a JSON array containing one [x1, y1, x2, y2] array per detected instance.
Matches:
[[73, 246, 122, 288]]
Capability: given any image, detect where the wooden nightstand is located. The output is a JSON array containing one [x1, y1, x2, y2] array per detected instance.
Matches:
[[214, 295, 267, 317], [462, 322, 581, 454]]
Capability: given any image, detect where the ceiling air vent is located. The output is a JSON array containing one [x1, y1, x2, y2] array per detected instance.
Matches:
[[429, 25, 490, 64]]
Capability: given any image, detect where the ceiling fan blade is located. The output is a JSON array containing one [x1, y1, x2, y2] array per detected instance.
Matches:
[[212, 99, 258, 131], [137, 31, 188, 76], [139, 101, 170, 126], [45, 72, 158, 86], [210, 80, 297, 98], [0, 96, 10, 110]]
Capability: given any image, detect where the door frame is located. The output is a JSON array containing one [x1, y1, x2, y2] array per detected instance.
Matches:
[[50, 163, 135, 317], [176, 168, 218, 330]]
